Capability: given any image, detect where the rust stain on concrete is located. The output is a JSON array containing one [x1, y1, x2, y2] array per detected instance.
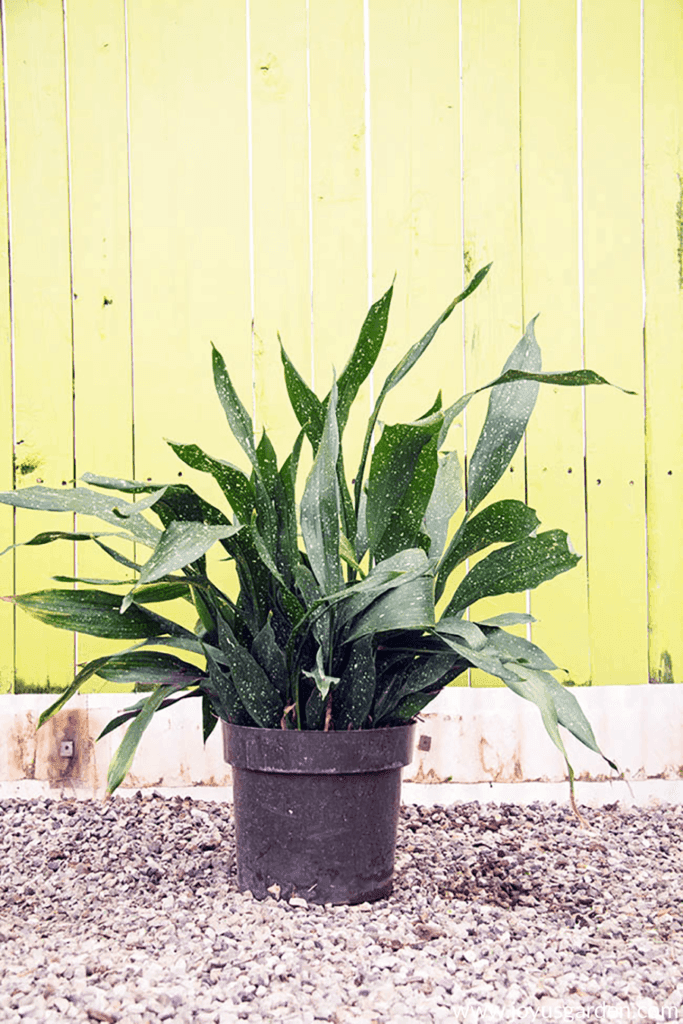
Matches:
[[8, 710, 37, 779], [37, 709, 96, 789]]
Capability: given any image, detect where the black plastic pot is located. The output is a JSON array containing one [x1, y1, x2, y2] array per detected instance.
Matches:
[[222, 723, 415, 905]]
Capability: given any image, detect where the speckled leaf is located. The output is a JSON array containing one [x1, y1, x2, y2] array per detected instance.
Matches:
[[335, 281, 394, 434], [344, 573, 435, 643], [354, 263, 491, 512], [484, 627, 558, 671], [366, 414, 442, 563], [251, 618, 289, 696], [444, 530, 581, 616], [467, 317, 542, 513], [300, 382, 341, 596], [335, 636, 376, 729], [166, 440, 255, 523], [122, 522, 242, 611], [280, 340, 325, 451], [436, 617, 487, 650], [0, 485, 162, 547], [212, 343, 259, 471], [94, 650, 206, 685], [436, 500, 540, 602], [9, 589, 193, 640], [422, 451, 463, 560]]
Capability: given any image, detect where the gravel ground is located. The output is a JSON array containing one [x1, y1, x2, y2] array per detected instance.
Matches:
[[0, 793, 681, 1024]]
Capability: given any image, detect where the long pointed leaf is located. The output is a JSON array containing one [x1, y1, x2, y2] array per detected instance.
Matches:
[[280, 340, 325, 451], [354, 263, 492, 512], [467, 317, 541, 513], [334, 636, 376, 729], [212, 343, 259, 470], [335, 280, 394, 433], [106, 686, 170, 794], [444, 529, 581, 616], [436, 499, 541, 602], [166, 441, 255, 523], [8, 589, 194, 640], [422, 450, 463, 560], [300, 381, 342, 595]]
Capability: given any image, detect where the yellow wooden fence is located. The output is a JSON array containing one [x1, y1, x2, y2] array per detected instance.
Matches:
[[0, 0, 681, 694]]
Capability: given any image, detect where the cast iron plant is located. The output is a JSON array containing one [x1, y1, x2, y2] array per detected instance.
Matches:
[[0, 265, 632, 808]]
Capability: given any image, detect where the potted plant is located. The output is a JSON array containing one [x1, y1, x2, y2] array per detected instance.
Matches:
[[0, 264, 631, 904]]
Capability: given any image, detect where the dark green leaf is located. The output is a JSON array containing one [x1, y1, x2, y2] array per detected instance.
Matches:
[[467, 317, 541, 512], [436, 500, 541, 602], [122, 521, 241, 611], [334, 636, 376, 729], [354, 263, 492, 512], [37, 656, 119, 727], [251, 617, 289, 696], [300, 381, 342, 595], [280, 340, 325, 451], [366, 413, 442, 563], [203, 646, 251, 725], [10, 589, 194, 640], [344, 573, 435, 643], [94, 650, 206, 685], [166, 441, 255, 523], [445, 529, 581, 616], [436, 617, 487, 650], [212, 343, 259, 471], [106, 686, 169, 794], [217, 617, 283, 727], [202, 694, 218, 742], [335, 281, 394, 434], [422, 450, 463, 560], [491, 367, 636, 395]]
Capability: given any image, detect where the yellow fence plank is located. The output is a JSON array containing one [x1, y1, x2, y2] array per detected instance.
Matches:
[[249, 0, 311, 455], [581, 0, 648, 685], [643, 0, 683, 685], [461, 0, 525, 682], [64, 0, 136, 691], [127, 1, 252, 488], [369, 0, 464, 432], [125, 1, 252, 634], [6, 0, 75, 693], [520, 0, 591, 687], [0, 18, 13, 694], [308, 0, 367, 476]]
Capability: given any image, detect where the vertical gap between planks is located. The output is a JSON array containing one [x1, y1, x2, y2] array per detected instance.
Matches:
[[457, 0, 471, 685], [363, 0, 373, 409], [245, 0, 256, 434], [0, 0, 16, 689], [576, 0, 591, 686], [517, 0, 532, 637], [123, 0, 137, 484], [61, 0, 78, 676], [305, 0, 315, 391], [639, 0, 650, 677]]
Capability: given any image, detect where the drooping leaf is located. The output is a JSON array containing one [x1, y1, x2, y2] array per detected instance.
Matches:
[[490, 367, 636, 395], [202, 694, 218, 742], [0, 485, 162, 547], [97, 690, 203, 740], [467, 317, 542, 513], [334, 635, 376, 729], [354, 263, 492, 512], [436, 499, 541, 602], [121, 522, 242, 612], [436, 617, 487, 650], [106, 686, 170, 795], [483, 627, 558, 671], [38, 655, 121, 727], [300, 381, 342, 595], [422, 450, 463, 560], [444, 529, 581, 616], [475, 612, 536, 627], [9, 589, 194, 640], [166, 441, 255, 523], [366, 413, 442, 563], [94, 650, 206, 686]]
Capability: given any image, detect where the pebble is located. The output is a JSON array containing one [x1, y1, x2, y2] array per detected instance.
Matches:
[[0, 794, 681, 1022]]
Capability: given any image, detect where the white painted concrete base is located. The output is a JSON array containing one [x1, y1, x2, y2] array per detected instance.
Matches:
[[1, 685, 681, 806]]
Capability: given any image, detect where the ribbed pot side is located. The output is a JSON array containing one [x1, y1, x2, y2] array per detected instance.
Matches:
[[222, 723, 416, 906]]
